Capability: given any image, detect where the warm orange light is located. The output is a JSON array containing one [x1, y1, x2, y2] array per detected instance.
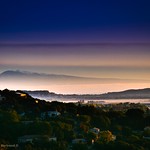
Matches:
[[35, 100, 39, 104], [20, 94, 26, 97]]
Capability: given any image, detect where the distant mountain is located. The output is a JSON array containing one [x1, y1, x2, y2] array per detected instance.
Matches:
[[0, 70, 48, 78], [25, 88, 150, 100], [99, 88, 150, 99], [0, 70, 26, 76], [0, 70, 149, 85]]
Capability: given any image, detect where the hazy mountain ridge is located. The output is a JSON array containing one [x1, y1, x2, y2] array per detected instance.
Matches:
[[1, 70, 150, 96], [25, 88, 150, 100], [0, 70, 149, 84], [0, 70, 42, 77]]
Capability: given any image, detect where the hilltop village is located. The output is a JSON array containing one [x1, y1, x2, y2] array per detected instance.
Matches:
[[0, 89, 150, 150]]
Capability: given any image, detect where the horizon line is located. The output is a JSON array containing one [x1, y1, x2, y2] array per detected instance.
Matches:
[[1, 87, 150, 95], [0, 42, 150, 47]]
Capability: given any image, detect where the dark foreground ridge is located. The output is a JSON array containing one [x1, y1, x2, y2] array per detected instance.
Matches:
[[0, 89, 150, 150]]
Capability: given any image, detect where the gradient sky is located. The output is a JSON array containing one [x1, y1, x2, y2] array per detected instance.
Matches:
[[0, 0, 150, 43], [0, 0, 150, 93]]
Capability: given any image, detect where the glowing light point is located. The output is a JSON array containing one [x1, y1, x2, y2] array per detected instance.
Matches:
[[35, 100, 39, 104]]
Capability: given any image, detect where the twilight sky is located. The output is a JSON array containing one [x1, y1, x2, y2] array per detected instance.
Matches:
[[0, 0, 150, 93], [0, 0, 150, 43]]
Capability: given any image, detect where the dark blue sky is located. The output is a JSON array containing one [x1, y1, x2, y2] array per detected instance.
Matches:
[[0, 0, 150, 43]]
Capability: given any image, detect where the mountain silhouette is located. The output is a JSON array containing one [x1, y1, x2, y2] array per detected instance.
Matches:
[[0, 70, 150, 85]]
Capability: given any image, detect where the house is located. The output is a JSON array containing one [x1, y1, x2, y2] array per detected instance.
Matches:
[[144, 126, 150, 131], [89, 127, 100, 135], [19, 112, 26, 117], [18, 135, 34, 143], [21, 121, 34, 125], [16, 92, 27, 98], [72, 138, 87, 144], [111, 135, 116, 141], [41, 111, 61, 119], [0, 95, 2, 100], [18, 135, 57, 143], [143, 126, 150, 139], [0, 95, 5, 101], [143, 136, 150, 140]]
